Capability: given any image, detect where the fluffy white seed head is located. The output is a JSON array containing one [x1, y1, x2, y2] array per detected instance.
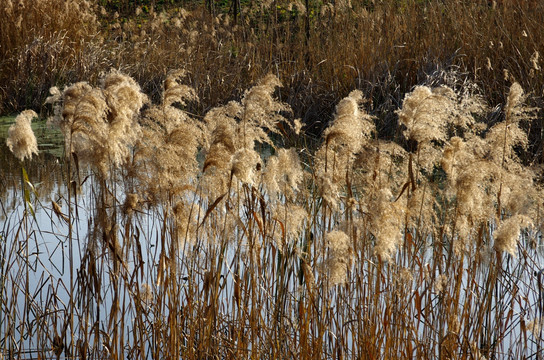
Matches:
[[324, 230, 352, 286], [6, 110, 39, 161], [494, 215, 532, 256]]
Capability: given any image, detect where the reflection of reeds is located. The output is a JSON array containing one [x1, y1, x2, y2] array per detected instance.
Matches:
[[3, 74, 544, 358]]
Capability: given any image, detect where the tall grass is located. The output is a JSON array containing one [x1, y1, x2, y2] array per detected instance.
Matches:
[[1, 1, 543, 153], [2, 69, 544, 358]]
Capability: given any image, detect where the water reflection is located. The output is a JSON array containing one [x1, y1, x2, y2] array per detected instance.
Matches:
[[1, 123, 76, 358], [2, 118, 544, 358]]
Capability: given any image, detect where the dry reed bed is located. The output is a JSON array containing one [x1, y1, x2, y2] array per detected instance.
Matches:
[[1, 0, 543, 149], [2, 70, 544, 359]]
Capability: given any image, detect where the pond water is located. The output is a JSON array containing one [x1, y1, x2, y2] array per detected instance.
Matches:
[[2, 117, 86, 357], [2, 115, 544, 358]]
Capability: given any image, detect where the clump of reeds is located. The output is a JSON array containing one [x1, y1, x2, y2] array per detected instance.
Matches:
[[47, 71, 147, 177], [3, 0, 544, 166], [0, 0, 103, 112], [4, 70, 544, 359], [134, 69, 201, 203]]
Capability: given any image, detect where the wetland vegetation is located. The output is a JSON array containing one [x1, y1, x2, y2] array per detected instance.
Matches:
[[1, 0, 544, 358]]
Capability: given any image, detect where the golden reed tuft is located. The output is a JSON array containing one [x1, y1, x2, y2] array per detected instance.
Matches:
[[6, 110, 38, 161]]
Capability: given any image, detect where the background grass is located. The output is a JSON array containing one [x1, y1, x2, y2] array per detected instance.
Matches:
[[1, 0, 543, 153]]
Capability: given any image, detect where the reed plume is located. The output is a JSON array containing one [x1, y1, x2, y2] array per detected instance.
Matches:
[[323, 230, 352, 286], [173, 200, 202, 245], [397, 86, 456, 145], [48, 71, 147, 177], [202, 75, 289, 196], [369, 188, 405, 261], [136, 70, 201, 202], [263, 148, 304, 200], [6, 109, 38, 161], [316, 90, 375, 209], [202, 103, 238, 174], [397, 84, 486, 147], [271, 203, 307, 251], [494, 215, 532, 256], [202, 103, 239, 198], [323, 90, 374, 155], [240, 73, 290, 148]]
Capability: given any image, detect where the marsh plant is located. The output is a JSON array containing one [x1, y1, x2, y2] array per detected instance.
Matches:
[[2, 0, 544, 149], [2, 71, 544, 359]]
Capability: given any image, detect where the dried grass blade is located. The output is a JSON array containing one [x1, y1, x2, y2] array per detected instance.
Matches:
[[199, 193, 227, 228]]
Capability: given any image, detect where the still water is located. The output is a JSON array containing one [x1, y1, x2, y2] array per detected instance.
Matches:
[[1, 117, 157, 358], [2, 116, 544, 358]]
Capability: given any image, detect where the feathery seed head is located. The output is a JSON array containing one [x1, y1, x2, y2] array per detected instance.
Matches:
[[53, 72, 147, 178], [240, 74, 290, 146], [173, 201, 201, 245], [453, 215, 472, 255], [371, 188, 405, 261], [434, 274, 448, 293], [271, 203, 307, 250], [293, 118, 303, 135], [324, 230, 352, 286], [324, 89, 375, 155], [203, 119, 236, 174], [242, 74, 283, 116], [232, 148, 261, 185], [494, 215, 532, 256], [162, 70, 198, 107], [6, 110, 39, 161], [397, 85, 457, 144], [316, 170, 339, 209], [398, 267, 414, 284], [203, 102, 240, 149], [263, 148, 303, 200], [503, 82, 538, 126], [506, 82, 524, 115], [45, 86, 62, 105], [103, 71, 148, 120], [135, 75, 201, 200], [531, 52, 541, 71], [122, 193, 139, 216]]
